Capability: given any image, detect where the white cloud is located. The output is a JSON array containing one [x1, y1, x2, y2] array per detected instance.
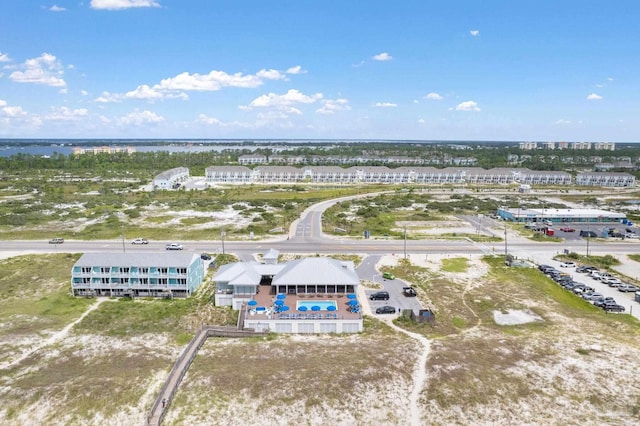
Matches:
[[417, 118, 425, 124], [425, 92, 443, 100], [373, 102, 397, 108], [256, 69, 287, 80], [94, 91, 122, 103], [9, 53, 66, 87], [156, 70, 263, 91], [372, 52, 392, 61], [118, 110, 164, 126], [587, 93, 603, 100], [243, 89, 323, 113], [316, 98, 350, 115], [80, 90, 89, 96], [470, 30, 480, 36], [0, 100, 6, 107], [554, 119, 572, 125], [90, 0, 160, 10], [43, 106, 89, 121], [413, 99, 419, 104], [198, 114, 225, 126], [455, 100, 480, 111], [0, 52, 10, 62], [2, 105, 26, 117], [124, 84, 166, 100], [285, 65, 307, 75], [50, 5, 66, 11], [352, 60, 365, 68], [100, 66, 303, 102]]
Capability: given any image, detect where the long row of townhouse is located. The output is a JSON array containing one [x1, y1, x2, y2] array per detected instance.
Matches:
[[239, 154, 478, 166], [202, 166, 635, 187]]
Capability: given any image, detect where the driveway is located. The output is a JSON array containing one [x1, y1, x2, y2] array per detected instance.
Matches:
[[356, 255, 423, 315]]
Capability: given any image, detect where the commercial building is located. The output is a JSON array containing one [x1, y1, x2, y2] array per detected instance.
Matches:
[[71, 252, 205, 298], [497, 207, 626, 224], [213, 252, 363, 333]]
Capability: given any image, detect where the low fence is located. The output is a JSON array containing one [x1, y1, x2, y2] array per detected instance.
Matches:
[[146, 326, 267, 426]]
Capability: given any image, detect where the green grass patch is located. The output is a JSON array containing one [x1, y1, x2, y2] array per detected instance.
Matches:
[[0, 254, 92, 338], [441, 257, 469, 273]]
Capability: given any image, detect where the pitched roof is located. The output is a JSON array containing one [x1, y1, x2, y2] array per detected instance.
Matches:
[[273, 257, 359, 286]]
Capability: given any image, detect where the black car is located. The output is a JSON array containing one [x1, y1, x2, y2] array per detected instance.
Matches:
[[200, 253, 212, 261], [576, 265, 597, 273], [375, 305, 397, 314], [602, 303, 625, 312], [49, 237, 64, 244], [402, 287, 417, 297], [370, 291, 390, 301], [580, 230, 597, 238]]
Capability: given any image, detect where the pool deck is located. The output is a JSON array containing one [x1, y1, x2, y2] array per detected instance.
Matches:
[[245, 284, 361, 321]]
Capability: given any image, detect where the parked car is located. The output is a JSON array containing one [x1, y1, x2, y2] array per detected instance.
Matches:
[[594, 297, 616, 308], [131, 238, 148, 245], [618, 284, 639, 293], [576, 266, 597, 273], [200, 253, 212, 261], [602, 302, 625, 312], [580, 230, 597, 238], [589, 271, 603, 280], [370, 291, 390, 301], [402, 287, 417, 297], [602, 277, 622, 287], [375, 305, 397, 314], [382, 272, 395, 280], [165, 243, 183, 250], [560, 226, 576, 232], [626, 233, 639, 239], [49, 237, 64, 244], [582, 292, 604, 301], [560, 261, 576, 268]]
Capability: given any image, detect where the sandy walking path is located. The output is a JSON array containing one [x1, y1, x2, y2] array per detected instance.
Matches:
[[384, 318, 431, 426], [1, 297, 108, 370]]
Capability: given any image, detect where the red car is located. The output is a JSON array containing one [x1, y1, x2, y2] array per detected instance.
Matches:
[[560, 227, 576, 232]]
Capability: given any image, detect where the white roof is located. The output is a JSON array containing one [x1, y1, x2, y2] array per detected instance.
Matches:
[[213, 257, 359, 287]]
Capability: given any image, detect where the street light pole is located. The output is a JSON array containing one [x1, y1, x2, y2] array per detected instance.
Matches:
[[221, 228, 226, 255]]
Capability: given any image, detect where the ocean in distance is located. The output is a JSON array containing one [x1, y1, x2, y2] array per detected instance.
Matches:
[[0, 138, 495, 158]]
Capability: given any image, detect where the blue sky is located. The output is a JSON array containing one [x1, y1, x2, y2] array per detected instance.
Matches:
[[0, 0, 638, 141]]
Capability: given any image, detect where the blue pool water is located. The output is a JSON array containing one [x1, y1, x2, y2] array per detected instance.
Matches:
[[296, 300, 338, 311]]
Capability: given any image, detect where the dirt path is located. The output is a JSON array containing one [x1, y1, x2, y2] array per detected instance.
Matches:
[[384, 319, 431, 426], [1, 297, 107, 370]]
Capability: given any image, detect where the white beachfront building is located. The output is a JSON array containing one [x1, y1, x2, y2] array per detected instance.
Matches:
[[213, 253, 363, 334]]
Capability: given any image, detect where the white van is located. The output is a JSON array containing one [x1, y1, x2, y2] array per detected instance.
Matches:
[[544, 220, 553, 226]]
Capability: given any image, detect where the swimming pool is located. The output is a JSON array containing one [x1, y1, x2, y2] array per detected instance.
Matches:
[[296, 300, 338, 311]]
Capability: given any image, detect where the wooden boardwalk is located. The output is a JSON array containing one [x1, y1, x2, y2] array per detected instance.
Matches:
[[146, 326, 267, 426]]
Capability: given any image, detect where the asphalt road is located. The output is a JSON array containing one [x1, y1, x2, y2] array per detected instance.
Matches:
[[6, 193, 640, 320]]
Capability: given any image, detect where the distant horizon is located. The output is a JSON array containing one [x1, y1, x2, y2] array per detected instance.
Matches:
[[0, 138, 638, 145]]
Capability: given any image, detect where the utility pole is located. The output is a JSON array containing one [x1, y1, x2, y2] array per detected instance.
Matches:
[[586, 220, 590, 258], [403, 226, 407, 259], [221, 228, 226, 255], [121, 226, 126, 253], [504, 221, 508, 258]]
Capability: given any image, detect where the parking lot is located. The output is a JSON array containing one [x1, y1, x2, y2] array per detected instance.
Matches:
[[538, 260, 640, 318]]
